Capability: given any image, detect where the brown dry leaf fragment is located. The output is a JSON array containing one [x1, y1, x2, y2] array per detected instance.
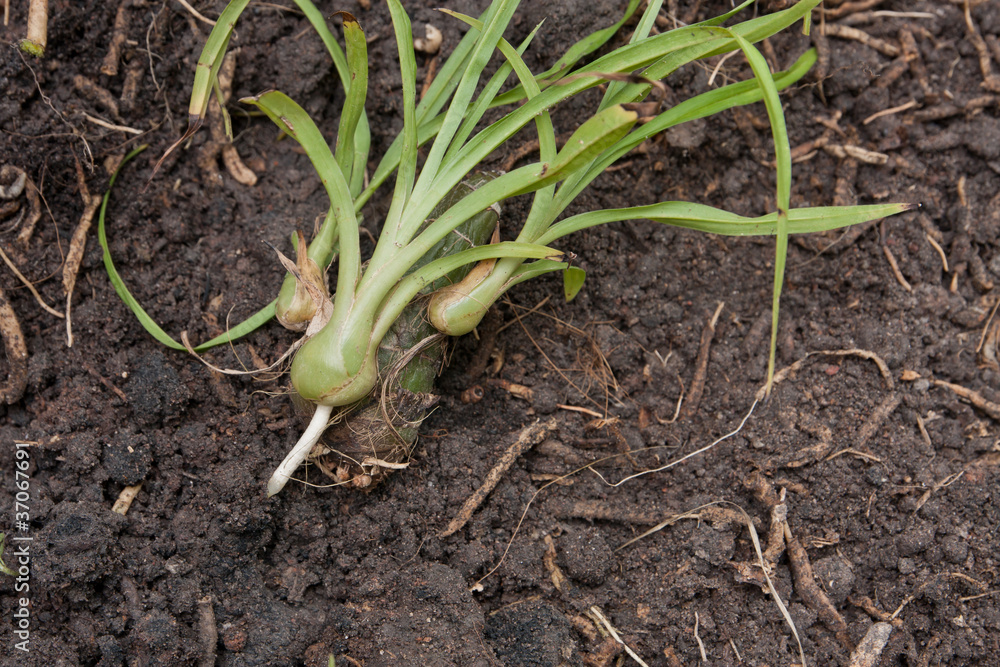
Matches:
[[0, 285, 29, 404], [63, 159, 104, 347], [541, 535, 569, 593], [847, 622, 894, 667], [487, 377, 533, 401]]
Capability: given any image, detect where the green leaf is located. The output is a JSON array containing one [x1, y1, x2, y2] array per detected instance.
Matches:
[[507, 105, 638, 197], [537, 202, 913, 245], [381, 0, 421, 246], [730, 32, 791, 392], [333, 12, 369, 190], [289, 0, 371, 196], [187, 0, 251, 122], [241, 89, 360, 325], [564, 267, 586, 302], [492, 0, 643, 105]]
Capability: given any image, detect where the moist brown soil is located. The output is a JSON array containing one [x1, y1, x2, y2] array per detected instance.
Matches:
[[2, 1, 1000, 665]]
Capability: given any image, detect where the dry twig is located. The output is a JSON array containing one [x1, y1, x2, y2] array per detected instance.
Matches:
[[63, 159, 105, 346], [963, 0, 1000, 92], [0, 285, 28, 404], [882, 245, 913, 292], [821, 23, 899, 57], [112, 483, 143, 515], [680, 301, 724, 419], [930, 379, 1000, 420], [102, 0, 132, 76], [439, 418, 557, 537]]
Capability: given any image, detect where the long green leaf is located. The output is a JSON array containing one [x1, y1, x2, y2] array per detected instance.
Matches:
[[241, 90, 359, 327], [380, 0, 420, 250], [732, 32, 791, 392], [333, 12, 369, 188], [406, 0, 520, 228], [537, 202, 913, 245], [290, 0, 371, 197], [554, 49, 816, 215], [438, 17, 544, 167], [493, 0, 644, 105]]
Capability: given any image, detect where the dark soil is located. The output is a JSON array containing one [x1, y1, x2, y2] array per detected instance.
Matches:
[[2, 1, 999, 665]]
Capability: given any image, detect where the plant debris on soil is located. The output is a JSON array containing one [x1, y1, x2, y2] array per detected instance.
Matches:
[[2, 0, 999, 665]]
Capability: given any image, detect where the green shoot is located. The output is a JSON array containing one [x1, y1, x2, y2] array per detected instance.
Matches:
[[104, 0, 910, 495]]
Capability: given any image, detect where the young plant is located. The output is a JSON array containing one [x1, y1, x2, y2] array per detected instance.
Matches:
[[104, 0, 909, 496]]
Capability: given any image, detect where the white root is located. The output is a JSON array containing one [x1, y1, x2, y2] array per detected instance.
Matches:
[[267, 403, 334, 497]]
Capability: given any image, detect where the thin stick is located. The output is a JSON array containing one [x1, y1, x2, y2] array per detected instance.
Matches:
[[175, 0, 216, 26], [680, 301, 724, 419], [959, 589, 1000, 603], [693, 611, 707, 661], [930, 378, 1000, 420], [112, 482, 143, 515], [0, 244, 63, 318], [63, 160, 104, 347], [821, 23, 899, 57], [881, 245, 912, 292], [592, 397, 758, 488], [439, 418, 556, 537], [976, 296, 1000, 354], [0, 285, 29, 404], [589, 606, 649, 667], [862, 99, 918, 125], [826, 448, 883, 464], [557, 404, 604, 418], [21, 0, 48, 56], [83, 113, 144, 135], [926, 233, 949, 273]]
